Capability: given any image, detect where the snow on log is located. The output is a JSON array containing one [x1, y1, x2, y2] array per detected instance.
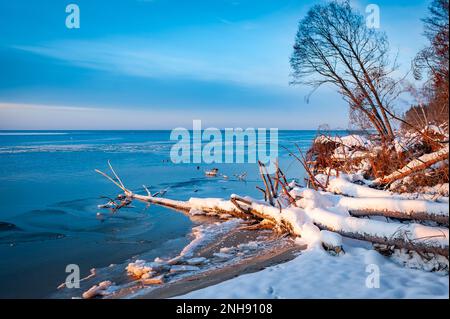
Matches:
[[82, 281, 115, 299], [129, 192, 254, 220], [315, 135, 373, 148], [300, 187, 449, 227], [129, 192, 191, 212], [303, 207, 449, 257], [297, 186, 449, 224], [243, 195, 448, 256], [188, 197, 248, 219], [326, 177, 393, 198], [374, 146, 449, 185], [320, 230, 344, 254], [336, 196, 449, 225]]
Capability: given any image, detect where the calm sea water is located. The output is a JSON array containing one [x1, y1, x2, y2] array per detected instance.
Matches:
[[0, 130, 327, 298]]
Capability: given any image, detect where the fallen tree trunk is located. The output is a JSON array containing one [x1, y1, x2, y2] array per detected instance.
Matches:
[[129, 192, 257, 221], [348, 209, 448, 226], [326, 176, 449, 202], [127, 191, 449, 257], [96, 165, 449, 257], [335, 195, 449, 226], [299, 182, 449, 224], [374, 146, 449, 185], [304, 207, 449, 257]]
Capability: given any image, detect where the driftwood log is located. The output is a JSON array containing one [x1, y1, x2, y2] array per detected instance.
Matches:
[[333, 195, 449, 226], [96, 164, 449, 258], [322, 178, 449, 225], [128, 191, 449, 257], [348, 209, 448, 226]]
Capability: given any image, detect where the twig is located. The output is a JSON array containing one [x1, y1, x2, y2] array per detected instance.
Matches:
[[108, 160, 125, 189]]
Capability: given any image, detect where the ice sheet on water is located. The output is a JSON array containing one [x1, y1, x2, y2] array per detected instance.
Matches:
[[0, 142, 171, 155]]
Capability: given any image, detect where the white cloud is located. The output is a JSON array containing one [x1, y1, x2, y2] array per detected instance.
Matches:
[[0, 102, 95, 112], [11, 8, 301, 90], [13, 35, 291, 89]]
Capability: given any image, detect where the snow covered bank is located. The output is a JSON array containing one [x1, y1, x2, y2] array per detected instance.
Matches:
[[178, 245, 449, 299]]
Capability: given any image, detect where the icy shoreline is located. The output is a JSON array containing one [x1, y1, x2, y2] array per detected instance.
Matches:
[[55, 215, 300, 299]]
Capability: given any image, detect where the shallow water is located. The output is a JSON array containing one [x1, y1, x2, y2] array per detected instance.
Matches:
[[0, 130, 334, 298]]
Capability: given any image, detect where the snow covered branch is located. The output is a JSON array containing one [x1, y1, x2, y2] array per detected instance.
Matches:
[[374, 146, 449, 185]]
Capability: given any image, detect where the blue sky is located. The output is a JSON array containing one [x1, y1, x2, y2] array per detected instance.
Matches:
[[0, 0, 430, 129]]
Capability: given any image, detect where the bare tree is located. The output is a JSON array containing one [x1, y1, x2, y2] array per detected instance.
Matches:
[[412, 0, 449, 130], [290, 0, 401, 140]]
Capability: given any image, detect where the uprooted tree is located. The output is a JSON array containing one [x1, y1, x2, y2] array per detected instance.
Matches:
[[96, 159, 449, 261]]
